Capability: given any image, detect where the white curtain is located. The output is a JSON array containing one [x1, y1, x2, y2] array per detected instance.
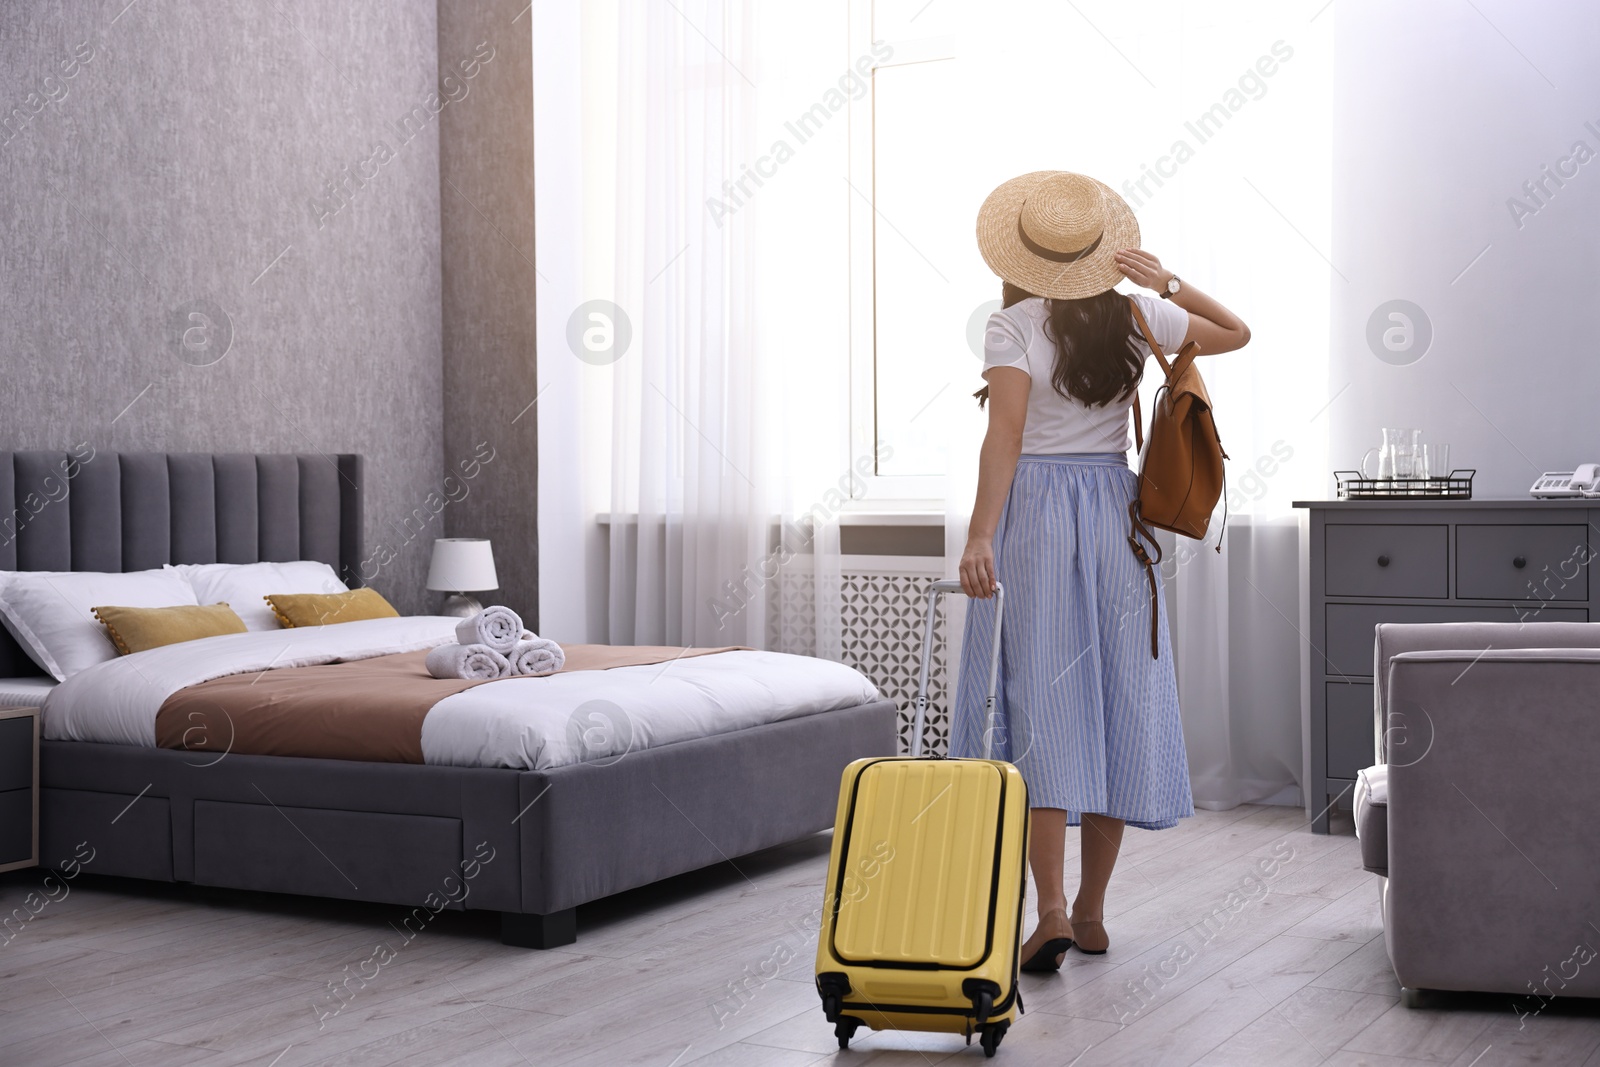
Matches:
[[601, 0, 853, 655], [941, 0, 1333, 810], [604, 0, 761, 647]]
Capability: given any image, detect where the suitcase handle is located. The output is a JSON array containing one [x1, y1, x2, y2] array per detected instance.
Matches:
[[910, 579, 1004, 759]]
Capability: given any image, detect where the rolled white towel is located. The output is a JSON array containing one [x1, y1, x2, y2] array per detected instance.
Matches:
[[455, 605, 523, 654], [426, 642, 511, 681], [509, 631, 565, 677]]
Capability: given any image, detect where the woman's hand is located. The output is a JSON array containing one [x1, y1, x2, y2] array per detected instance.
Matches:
[[959, 538, 999, 599], [1114, 248, 1174, 294]]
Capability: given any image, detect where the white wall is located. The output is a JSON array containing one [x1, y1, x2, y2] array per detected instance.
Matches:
[[1331, 0, 1600, 494]]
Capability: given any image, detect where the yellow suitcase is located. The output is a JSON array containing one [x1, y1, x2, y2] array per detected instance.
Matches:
[[815, 580, 1028, 1058]]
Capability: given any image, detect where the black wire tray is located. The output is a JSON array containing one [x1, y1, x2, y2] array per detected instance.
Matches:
[[1334, 469, 1475, 500]]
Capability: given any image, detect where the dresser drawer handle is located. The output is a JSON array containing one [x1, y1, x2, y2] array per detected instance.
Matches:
[[1376, 554, 1390, 568], [1513, 555, 1527, 569]]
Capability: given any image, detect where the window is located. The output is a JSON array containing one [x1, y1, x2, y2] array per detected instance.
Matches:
[[847, 1, 964, 500], [844, 0, 1332, 515]]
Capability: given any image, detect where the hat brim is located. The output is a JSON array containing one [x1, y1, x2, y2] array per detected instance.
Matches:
[[975, 171, 1140, 300]]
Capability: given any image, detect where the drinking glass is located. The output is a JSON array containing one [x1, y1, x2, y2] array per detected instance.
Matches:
[[1388, 428, 1421, 479], [1421, 443, 1450, 488]]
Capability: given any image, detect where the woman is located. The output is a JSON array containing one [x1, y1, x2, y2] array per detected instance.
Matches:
[[952, 171, 1250, 972]]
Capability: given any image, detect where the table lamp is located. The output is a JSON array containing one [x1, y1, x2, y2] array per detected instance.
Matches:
[[427, 538, 499, 618]]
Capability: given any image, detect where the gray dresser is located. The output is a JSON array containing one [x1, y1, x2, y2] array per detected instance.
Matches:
[[1294, 499, 1593, 833]]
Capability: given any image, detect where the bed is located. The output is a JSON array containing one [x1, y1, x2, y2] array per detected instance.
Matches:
[[2, 450, 896, 947]]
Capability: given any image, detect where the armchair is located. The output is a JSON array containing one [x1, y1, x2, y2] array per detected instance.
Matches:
[[1359, 621, 1600, 1005]]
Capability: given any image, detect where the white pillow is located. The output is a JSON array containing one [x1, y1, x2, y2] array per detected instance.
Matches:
[[166, 561, 349, 631], [0, 568, 200, 681]]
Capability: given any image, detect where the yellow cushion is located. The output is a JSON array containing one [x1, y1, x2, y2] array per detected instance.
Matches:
[[92, 603, 248, 655], [265, 587, 399, 628]]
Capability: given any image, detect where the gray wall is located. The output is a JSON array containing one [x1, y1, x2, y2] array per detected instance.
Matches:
[[0, 1, 538, 616], [437, 0, 540, 624], [1332, 0, 1600, 497]]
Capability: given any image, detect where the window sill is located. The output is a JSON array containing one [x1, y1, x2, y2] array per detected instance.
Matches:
[[597, 508, 946, 527], [837, 507, 943, 526]]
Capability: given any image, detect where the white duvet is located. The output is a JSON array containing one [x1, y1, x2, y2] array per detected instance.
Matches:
[[41, 616, 881, 770]]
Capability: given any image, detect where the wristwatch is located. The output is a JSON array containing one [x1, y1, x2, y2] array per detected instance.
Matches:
[[1160, 275, 1181, 299]]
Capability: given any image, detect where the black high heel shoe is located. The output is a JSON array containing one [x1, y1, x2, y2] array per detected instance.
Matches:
[[1068, 919, 1108, 955], [1020, 936, 1075, 973]]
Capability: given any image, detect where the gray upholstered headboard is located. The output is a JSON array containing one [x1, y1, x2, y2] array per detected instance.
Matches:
[[0, 451, 364, 677]]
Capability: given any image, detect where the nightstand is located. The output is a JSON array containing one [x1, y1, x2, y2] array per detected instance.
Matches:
[[0, 706, 39, 871]]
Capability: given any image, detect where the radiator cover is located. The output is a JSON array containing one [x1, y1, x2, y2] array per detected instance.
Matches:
[[770, 555, 950, 757]]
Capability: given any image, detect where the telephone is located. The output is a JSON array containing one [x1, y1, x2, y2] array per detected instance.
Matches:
[[1530, 464, 1600, 498]]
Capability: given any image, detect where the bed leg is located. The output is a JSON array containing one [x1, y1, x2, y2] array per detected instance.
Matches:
[[501, 908, 577, 949]]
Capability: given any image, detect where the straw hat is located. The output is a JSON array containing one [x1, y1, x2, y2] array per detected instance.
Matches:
[[975, 171, 1139, 300]]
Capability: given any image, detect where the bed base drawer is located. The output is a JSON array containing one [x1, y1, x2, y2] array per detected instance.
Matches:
[[193, 800, 465, 909], [39, 787, 172, 879]]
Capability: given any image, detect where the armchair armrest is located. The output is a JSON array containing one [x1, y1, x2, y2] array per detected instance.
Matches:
[[1374, 621, 1600, 761]]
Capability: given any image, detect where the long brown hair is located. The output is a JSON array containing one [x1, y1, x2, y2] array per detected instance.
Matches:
[[974, 282, 1141, 409]]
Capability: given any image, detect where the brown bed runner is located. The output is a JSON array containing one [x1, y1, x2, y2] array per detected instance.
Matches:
[[155, 643, 745, 763]]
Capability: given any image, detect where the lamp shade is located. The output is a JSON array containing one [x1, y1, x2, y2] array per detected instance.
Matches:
[[426, 538, 499, 592]]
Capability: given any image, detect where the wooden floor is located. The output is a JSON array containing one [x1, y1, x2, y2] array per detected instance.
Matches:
[[2, 803, 1597, 1066]]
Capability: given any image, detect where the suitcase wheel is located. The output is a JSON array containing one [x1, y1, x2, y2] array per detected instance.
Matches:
[[972, 989, 995, 1027], [962, 978, 1002, 1029], [834, 1016, 862, 1049], [816, 973, 851, 1024], [980, 1020, 1008, 1057]]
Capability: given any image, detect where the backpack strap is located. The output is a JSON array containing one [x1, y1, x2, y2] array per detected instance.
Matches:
[[1125, 499, 1163, 659], [1129, 295, 1203, 392], [1127, 295, 1172, 372], [1125, 296, 1173, 660], [1126, 292, 1207, 486]]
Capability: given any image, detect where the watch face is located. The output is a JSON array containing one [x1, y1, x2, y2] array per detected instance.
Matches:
[[1167, 277, 1180, 293]]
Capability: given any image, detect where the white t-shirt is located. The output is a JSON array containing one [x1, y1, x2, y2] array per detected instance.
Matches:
[[983, 292, 1189, 455]]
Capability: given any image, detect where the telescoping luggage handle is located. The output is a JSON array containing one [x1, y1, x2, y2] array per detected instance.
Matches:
[[909, 579, 1004, 760]]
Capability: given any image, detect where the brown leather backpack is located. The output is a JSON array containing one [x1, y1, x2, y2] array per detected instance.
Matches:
[[1125, 295, 1229, 658]]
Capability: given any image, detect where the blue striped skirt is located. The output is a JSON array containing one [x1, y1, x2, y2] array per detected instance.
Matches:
[[950, 452, 1194, 831]]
